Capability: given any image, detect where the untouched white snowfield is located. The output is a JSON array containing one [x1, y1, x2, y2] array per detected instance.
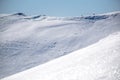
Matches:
[[0, 11, 120, 79], [2, 31, 120, 80]]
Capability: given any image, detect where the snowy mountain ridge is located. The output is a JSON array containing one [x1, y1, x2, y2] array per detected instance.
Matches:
[[0, 11, 120, 79], [1, 11, 120, 21]]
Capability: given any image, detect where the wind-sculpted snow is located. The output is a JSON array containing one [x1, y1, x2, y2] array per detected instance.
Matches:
[[0, 11, 120, 79], [2, 31, 120, 80]]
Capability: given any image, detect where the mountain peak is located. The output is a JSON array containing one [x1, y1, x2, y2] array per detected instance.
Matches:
[[13, 13, 26, 16]]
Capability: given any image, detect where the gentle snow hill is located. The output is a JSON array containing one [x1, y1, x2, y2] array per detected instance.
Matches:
[[0, 11, 120, 79], [2, 31, 120, 80]]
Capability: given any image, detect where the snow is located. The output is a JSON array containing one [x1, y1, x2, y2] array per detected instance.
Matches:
[[2, 31, 120, 80], [0, 11, 120, 79]]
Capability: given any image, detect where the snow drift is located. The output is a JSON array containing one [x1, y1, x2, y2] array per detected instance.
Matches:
[[0, 11, 120, 79], [2, 30, 120, 80]]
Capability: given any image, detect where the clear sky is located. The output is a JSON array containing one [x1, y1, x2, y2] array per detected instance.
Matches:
[[0, 0, 120, 17]]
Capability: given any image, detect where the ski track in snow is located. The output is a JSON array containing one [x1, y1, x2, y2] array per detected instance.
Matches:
[[0, 11, 120, 79]]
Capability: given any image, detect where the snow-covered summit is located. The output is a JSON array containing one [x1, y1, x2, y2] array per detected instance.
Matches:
[[0, 11, 120, 79], [12, 13, 26, 16]]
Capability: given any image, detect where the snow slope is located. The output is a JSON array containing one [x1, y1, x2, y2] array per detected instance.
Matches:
[[2, 30, 120, 80], [0, 11, 120, 79]]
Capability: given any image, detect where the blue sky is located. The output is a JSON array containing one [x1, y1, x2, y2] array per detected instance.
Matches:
[[0, 0, 120, 16]]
